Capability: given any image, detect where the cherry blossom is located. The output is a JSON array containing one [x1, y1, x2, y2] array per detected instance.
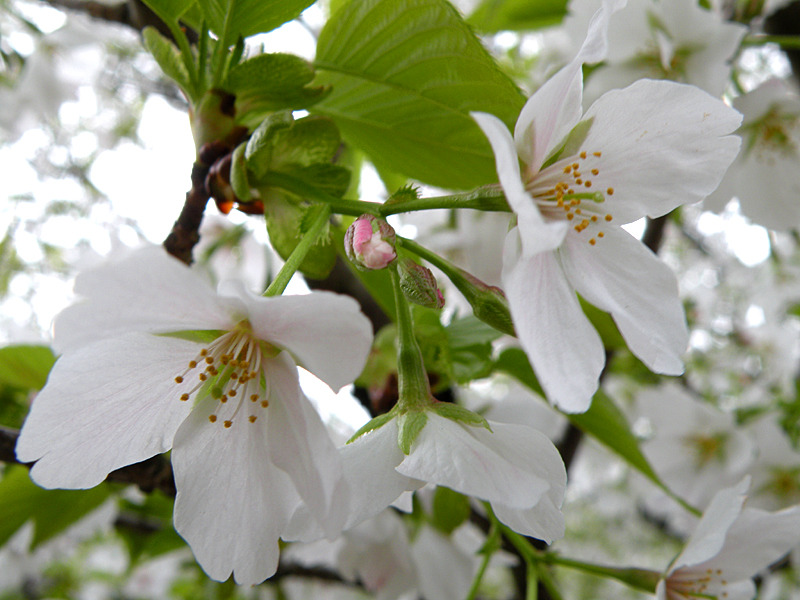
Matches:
[[339, 412, 567, 544], [659, 478, 800, 600], [471, 0, 742, 412], [15, 245, 373, 584]]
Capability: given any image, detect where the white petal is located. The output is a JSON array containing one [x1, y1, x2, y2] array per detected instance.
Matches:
[[581, 79, 742, 223], [55, 246, 236, 353], [502, 243, 605, 413], [16, 332, 197, 488], [396, 415, 563, 510], [513, 0, 622, 169], [514, 62, 584, 172], [171, 394, 299, 585], [492, 492, 565, 543], [559, 226, 688, 375], [411, 526, 474, 600], [471, 112, 561, 259], [671, 477, 750, 572], [264, 352, 346, 537], [339, 420, 421, 530], [224, 284, 373, 391], [703, 505, 800, 579]]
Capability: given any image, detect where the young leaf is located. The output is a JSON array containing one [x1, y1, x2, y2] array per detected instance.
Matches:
[[0, 345, 55, 391], [468, 0, 569, 33], [313, 0, 525, 190], [142, 27, 194, 100], [225, 53, 330, 127], [195, 0, 315, 46]]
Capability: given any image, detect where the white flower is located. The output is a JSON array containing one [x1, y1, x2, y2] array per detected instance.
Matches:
[[471, 0, 742, 412], [636, 383, 755, 520], [579, 0, 746, 101], [659, 478, 800, 600], [15, 245, 373, 584], [340, 412, 567, 544], [705, 78, 800, 231]]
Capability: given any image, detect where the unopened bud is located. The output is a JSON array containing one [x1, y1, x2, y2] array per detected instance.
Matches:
[[345, 215, 397, 270], [398, 259, 445, 309], [457, 271, 515, 336]]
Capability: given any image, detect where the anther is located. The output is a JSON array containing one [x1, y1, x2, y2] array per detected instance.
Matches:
[[584, 181, 592, 187], [175, 376, 184, 384], [598, 232, 605, 238], [209, 415, 217, 423], [576, 178, 583, 184], [589, 238, 596, 245], [188, 361, 197, 369], [605, 214, 613, 222], [200, 349, 208, 357], [572, 162, 579, 169], [249, 415, 257, 423], [567, 213, 575, 220], [250, 394, 259, 402], [591, 216, 598, 222], [224, 420, 232, 428], [593, 151, 601, 157], [591, 168, 599, 175], [261, 400, 269, 408], [180, 393, 190, 401], [199, 373, 207, 381], [580, 151, 587, 159], [607, 187, 614, 195]]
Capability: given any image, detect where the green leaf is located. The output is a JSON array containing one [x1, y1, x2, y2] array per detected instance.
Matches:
[[495, 348, 688, 503], [468, 0, 569, 33], [0, 345, 55, 391], [245, 111, 294, 178], [196, 0, 315, 45], [313, 0, 525, 189], [141, 0, 196, 25], [431, 486, 471, 534], [225, 53, 330, 127], [142, 28, 194, 99], [446, 316, 500, 383], [568, 390, 662, 485], [0, 467, 113, 549]]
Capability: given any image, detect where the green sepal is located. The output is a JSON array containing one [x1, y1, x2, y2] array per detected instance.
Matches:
[[430, 402, 491, 431], [225, 53, 330, 128], [229, 142, 251, 201], [397, 410, 429, 455], [383, 184, 421, 207], [431, 486, 471, 534], [142, 27, 194, 101], [347, 412, 395, 444], [156, 329, 225, 343]]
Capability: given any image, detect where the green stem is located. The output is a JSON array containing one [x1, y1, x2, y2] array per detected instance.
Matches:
[[464, 548, 492, 600], [742, 34, 800, 49], [263, 204, 331, 297], [526, 561, 538, 600], [389, 268, 434, 410], [263, 172, 381, 216], [379, 186, 510, 217], [500, 524, 660, 594]]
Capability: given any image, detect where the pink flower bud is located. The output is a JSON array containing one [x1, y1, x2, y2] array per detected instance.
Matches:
[[345, 215, 397, 270]]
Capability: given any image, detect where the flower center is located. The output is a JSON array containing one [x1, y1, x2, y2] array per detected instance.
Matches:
[[528, 150, 615, 246], [669, 567, 729, 600], [173, 323, 275, 428], [742, 106, 799, 162], [683, 432, 727, 469]]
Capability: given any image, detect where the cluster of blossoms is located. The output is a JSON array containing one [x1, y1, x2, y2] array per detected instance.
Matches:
[[11, 0, 800, 597]]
